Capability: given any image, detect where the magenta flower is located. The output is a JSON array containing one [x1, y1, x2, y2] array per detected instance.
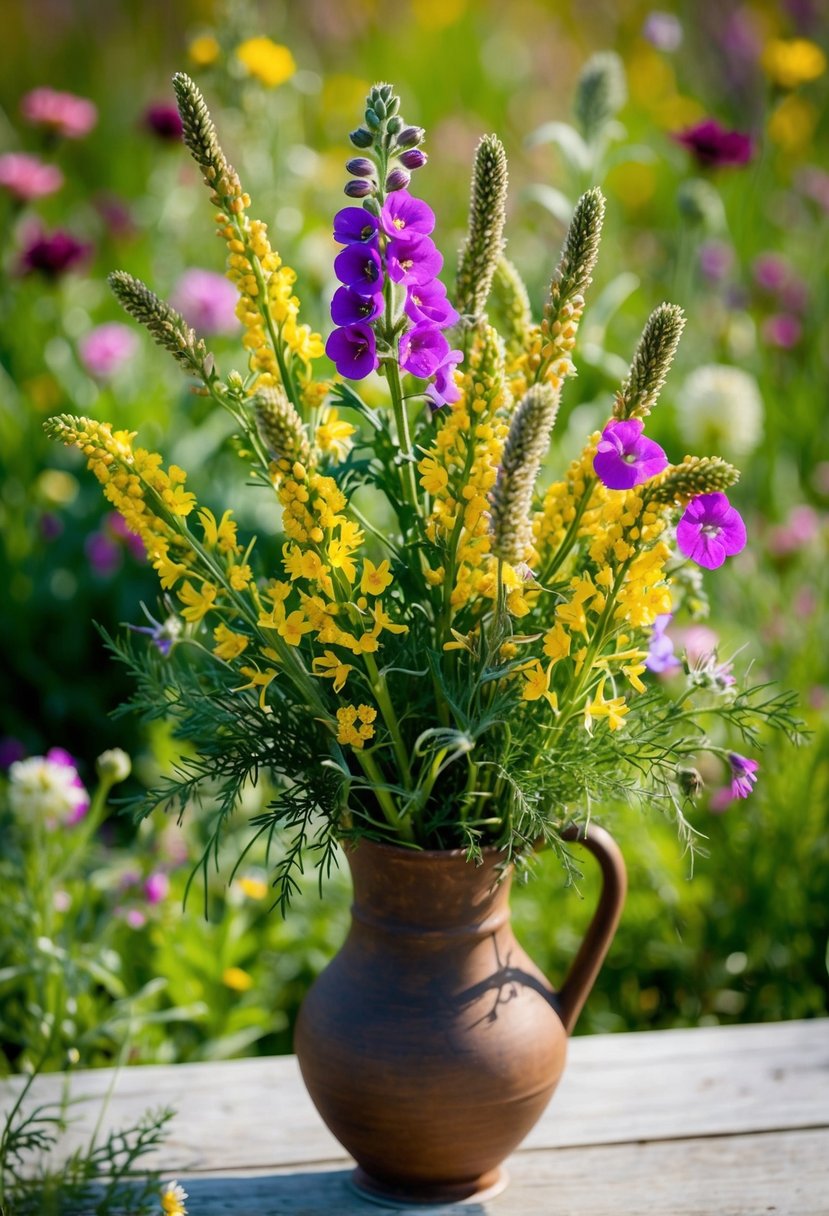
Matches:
[[143, 103, 184, 141], [21, 87, 97, 139], [330, 285, 383, 326], [333, 207, 379, 245], [645, 614, 681, 674], [698, 240, 734, 283], [79, 322, 138, 379], [325, 322, 378, 379], [386, 233, 443, 285], [425, 348, 463, 408], [0, 152, 63, 201], [762, 314, 802, 349], [170, 269, 239, 335], [144, 871, 170, 904], [334, 243, 383, 296], [380, 190, 435, 241], [19, 228, 90, 278], [85, 530, 122, 578], [676, 492, 747, 570], [404, 278, 459, 327], [593, 419, 668, 490], [642, 11, 683, 52], [8, 747, 90, 828], [399, 322, 450, 380], [728, 753, 758, 800], [673, 119, 754, 169]]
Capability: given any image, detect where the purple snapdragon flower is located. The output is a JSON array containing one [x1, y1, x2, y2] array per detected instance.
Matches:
[[380, 190, 435, 240], [645, 614, 681, 674], [676, 492, 747, 570], [404, 278, 459, 327], [399, 322, 450, 379], [330, 285, 383, 326], [593, 419, 668, 490], [326, 322, 378, 378], [334, 243, 383, 296], [673, 119, 754, 169], [386, 233, 443, 285], [333, 207, 379, 245], [727, 752, 759, 800]]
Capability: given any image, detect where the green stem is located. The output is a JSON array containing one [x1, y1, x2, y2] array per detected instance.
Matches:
[[385, 356, 419, 511], [356, 749, 414, 840], [362, 651, 412, 788]]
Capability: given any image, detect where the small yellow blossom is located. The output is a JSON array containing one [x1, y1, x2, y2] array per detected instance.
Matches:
[[198, 507, 239, 554], [237, 664, 278, 711], [520, 661, 558, 710], [178, 580, 218, 623], [229, 562, 253, 591], [278, 610, 313, 647], [336, 704, 376, 748], [316, 407, 356, 463], [238, 875, 268, 900], [222, 966, 254, 992], [213, 624, 249, 662], [543, 622, 571, 664], [360, 558, 393, 596], [161, 1180, 188, 1216], [761, 38, 826, 90], [312, 650, 353, 693], [328, 537, 358, 584], [189, 34, 220, 66], [584, 679, 629, 733], [235, 37, 296, 88]]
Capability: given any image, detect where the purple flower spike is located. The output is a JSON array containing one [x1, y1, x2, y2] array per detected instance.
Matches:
[[404, 278, 459, 327], [334, 243, 383, 296], [331, 285, 383, 326], [673, 119, 754, 169], [387, 234, 443, 286], [326, 323, 378, 380], [333, 207, 379, 246], [381, 190, 436, 241], [645, 614, 681, 674], [728, 752, 758, 800], [399, 322, 450, 380], [593, 419, 668, 490], [676, 492, 747, 570], [426, 348, 464, 409]]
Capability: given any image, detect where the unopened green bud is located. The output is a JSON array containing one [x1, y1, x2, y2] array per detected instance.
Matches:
[[254, 386, 311, 465], [456, 134, 509, 323], [109, 271, 209, 376], [350, 127, 373, 148], [650, 455, 740, 506], [365, 108, 381, 129], [613, 303, 686, 420], [574, 51, 627, 143], [677, 766, 704, 798], [96, 748, 131, 785], [491, 382, 560, 566]]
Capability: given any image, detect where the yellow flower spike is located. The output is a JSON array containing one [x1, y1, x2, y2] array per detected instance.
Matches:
[[178, 580, 219, 622], [213, 624, 249, 662], [360, 558, 394, 597], [312, 650, 353, 693], [235, 37, 296, 88]]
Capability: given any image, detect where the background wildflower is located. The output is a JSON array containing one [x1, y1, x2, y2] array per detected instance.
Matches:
[[235, 37, 296, 88], [0, 151, 63, 201], [170, 268, 239, 336], [9, 748, 90, 828], [677, 365, 764, 458], [20, 86, 97, 138], [79, 322, 139, 379], [676, 492, 747, 570], [19, 228, 90, 277], [673, 119, 753, 169], [143, 102, 184, 141]]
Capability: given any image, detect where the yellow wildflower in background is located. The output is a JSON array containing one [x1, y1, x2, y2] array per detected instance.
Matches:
[[768, 95, 818, 153], [161, 1180, 188, 1216], [238, 875, 268, 900], [761, 38, 826, 89], [222, 966, 254, 992], [188, 34, 220, 67], [235, 37, 296, 88]]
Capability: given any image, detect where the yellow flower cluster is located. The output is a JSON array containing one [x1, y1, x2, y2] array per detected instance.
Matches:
[[336, 704, 377, 749], [761, 38, 826, 90], [419, 327, 532, 615], [235, 37, 297, 88], [533, 434, 603, 576], [510, 293, 584, 402], [46, 416, 197, 594]]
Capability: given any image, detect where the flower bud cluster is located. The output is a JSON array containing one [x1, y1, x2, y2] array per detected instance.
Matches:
[[344, 83, 426, 199]]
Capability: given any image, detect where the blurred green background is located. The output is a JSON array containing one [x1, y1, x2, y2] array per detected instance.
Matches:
[[1, 0, 827, 1073]]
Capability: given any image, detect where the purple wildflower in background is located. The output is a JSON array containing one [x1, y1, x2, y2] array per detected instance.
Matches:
[[108, 512, 146, 561], [399, 322, 450, 379], [425, 348, 464, 409], [79, 322, 138, 379], [404, 278, 459, 327], [325, 322, 378, 379], [380, 190, 435, 240], [334, 243, 383, 296], [21, 86, 98, 139], [330, 285, 383, 326], [386, 233, 443, 285], [85, 530, 122, 578], [673, 119, 754, 169], [727, 753, 759, 800], [0, 738, 27, 769], [645, 614, 681, 674], [127, 605, 182, 657], [143, 102, 184, 141], [144, 871, 170, 904], [642, 11, 683, 51], [593, 419, 668, 490], [333, 207, 379, 245], [171, 269, 239, 336], [676, 492, 747, 569], [0, 152, 63, 201], [698, 239, 734, 283], [762, 314, 802, 349], [19, 228, 91, 278]]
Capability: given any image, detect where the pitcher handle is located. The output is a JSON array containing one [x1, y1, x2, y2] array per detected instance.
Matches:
[[556, 823, 627, 1035]]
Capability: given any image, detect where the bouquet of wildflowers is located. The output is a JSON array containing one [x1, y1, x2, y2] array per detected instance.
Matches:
[[46, 77, 799, 906]]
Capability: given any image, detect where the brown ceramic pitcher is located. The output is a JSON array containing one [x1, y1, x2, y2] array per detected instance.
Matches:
[[294, 824, 626, 1205]]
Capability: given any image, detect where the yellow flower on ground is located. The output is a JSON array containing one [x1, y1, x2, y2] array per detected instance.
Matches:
[[238, 875, 268, 901], [213, 624, 249, 662], [161, 1180, 188, 1216], [313, 650, 353, 693], [189, 34, 220, 66], [222, 966, 254, 992], [178, 580, 218, 622], [584, 680, 629, 734], [761, 38, 826, 89], [360, 558, 393, 596], [235, 37, 296, 87], [520, 661, 558, 710]]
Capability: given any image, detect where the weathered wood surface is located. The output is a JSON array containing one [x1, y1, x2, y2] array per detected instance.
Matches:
[[3, 1019, 828, 1213]]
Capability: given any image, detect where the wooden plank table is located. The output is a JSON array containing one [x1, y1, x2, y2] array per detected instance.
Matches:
[[4, 1019, 828, 1213]]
